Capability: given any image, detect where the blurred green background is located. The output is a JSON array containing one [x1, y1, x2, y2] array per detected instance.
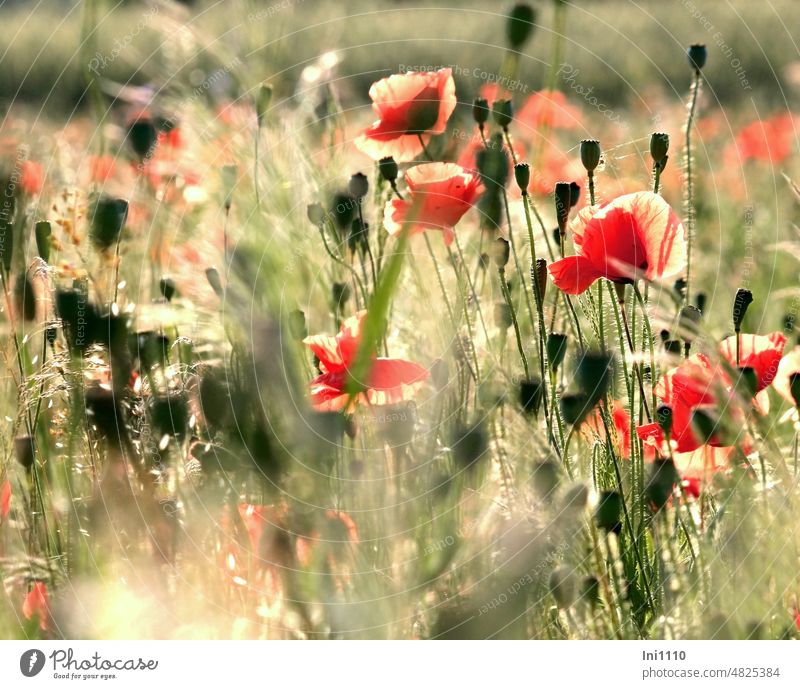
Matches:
[[1, 0, 798, 117]]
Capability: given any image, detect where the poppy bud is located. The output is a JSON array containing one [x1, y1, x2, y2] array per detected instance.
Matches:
[[788, 372, 800, 409], [128, 117, 158, 160], [514, 162, 530, 193], [256, 82, 273, 127], [660, 329, 670, 343], [506, 3, 537, 49], [288, 309, 307, 340], [492, 100, 513, 129], [472, 97, 490, 127], [580, 139, 601, 173], [451, 420, 488, 470], [159, 276, 176, 302], [581, 575, 601, 608], [348, 172, 369, 199], [330, 192, 356, 233], [149, 391, 189, 442], [733, 287, 753, 332], [35, 220, 51, 263], [494, 302, 513, 329], [649, 132, 670, 165], [519, 377, 543, 415], [576, 350, 614, 403], [559, 391, 592, 425], [554, 182, 571, 233], [89, 196, 129, 251], [547, 333, 568, 373], [687, 43, 707, 72], [532, 258, 548, 300], [378, 156, 398, 184], [476, 142, 509, 189], [656, 404, 673, 437], [15, 436, 34, 471], [674, 277, 687, 299], [332, 282, 351, 309], [596, 490, 622, 534], [678, 305, 702, 344], [307, 202, 326, 226], [569, 181, 581, 207], [205, 267, 224, 298], [549, 566, 578, 609], [646, 458, 679, 511], [493, 237, 510, 268], [735, 366, 757, 400]]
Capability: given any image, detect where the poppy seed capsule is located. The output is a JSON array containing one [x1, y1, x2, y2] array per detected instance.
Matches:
[[378, 156, 398, 184], [348, 172, 369, 199], [546, 333, 568, 372], [733, 287, 753, 332], [554, 182, 571, 232], [580, 139, 601, 173], [476, 143, 509, 188], [307, 202, 326, 226], [687, 43, 707, 72], [493, 237, 510, 268], [506, 3, 537, 49], [514, 163, 530, 192], [492, 100, 513, 129], [650, 132, 670, 164], [472, 97, 490, 126], [519, 377, 543, 415], [532, 258, 548, 300]]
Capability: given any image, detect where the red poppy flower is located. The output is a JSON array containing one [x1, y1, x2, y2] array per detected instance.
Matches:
[[304, 311, 428, 411], [719, 331, 786, 411], [22, 581, 50, 631], [548, 191, 686, 295], [20, 160, 43, 195], [774, 346, 800, 407], [355, 69, 457, 162], [516, 89, 582, 131], [1, 479, 10, 520], [583, 400, 632, 458], [383, 163, 483, 245], [736, 114, 795, 163]]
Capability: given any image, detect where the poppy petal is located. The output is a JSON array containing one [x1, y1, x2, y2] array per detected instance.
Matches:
[[548, 255, 603, 294]]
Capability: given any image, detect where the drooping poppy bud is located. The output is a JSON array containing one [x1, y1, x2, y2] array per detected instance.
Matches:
[[506, 3, 537, 49], [580, 139, 601, 173], [514, 162, 530, 193], [687, 43, 707, 72], [581, 575, 601, 608], [330, 192, 357, 234], [547, 333, 568, 373], [549, 566, 578, 609], [332, 282, 351, 310], [656, 404, 673, 437], [35, 220, 51, 263], [476, 137, 509, 188], [691, 408, 718, 445], [205, 267, 224, 298], [159, 276, 176, 302], [664, 339, 682, 355], [735, 366, 758, 400], [378, 156, 398, 184], [649, 132, 670, 165], [532, 258, 548, 301], [472, 97, 490, 127], [679, 305, 702, 345], [575, 350, 614, 403], [492, 100, 513, 130], [733, 287, 753, 333], [595, 490, 622, 534], [349, 218, 369, 254], [696, 292, 706, 314], [149, 391, 189, 443], [519, 377, 543, 415], [646, 458, 679, 511], [559, 391, 592, 426], [788, 372, 800, 409], [532, 460, 560, 498], [348, 172, 369, 199], [89, 196, 129, 251], [492, 237, 510, 268], [674, 277, 687, 299]]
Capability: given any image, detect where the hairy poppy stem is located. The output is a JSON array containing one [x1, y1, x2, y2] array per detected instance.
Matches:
[[683, 71, 702, 305], [416, 134, 433, 162], [498, 266, 530, 379]]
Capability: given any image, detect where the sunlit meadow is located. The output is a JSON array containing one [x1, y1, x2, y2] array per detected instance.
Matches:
[[2, 0, 800, 640]]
